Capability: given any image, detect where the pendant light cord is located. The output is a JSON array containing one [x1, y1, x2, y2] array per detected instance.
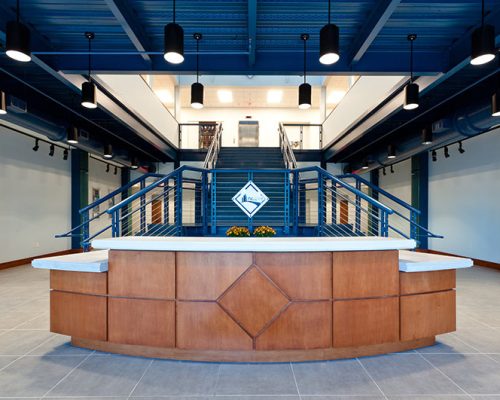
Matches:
[[196, 37, 199, 83], [328, 0, 331, 24], [410, 39, 413, 82], [303, 38, 307, 84], [16, 0, 20, 23], [88, 36, 92, 82], [173, 0, 176, 24], [481, 0, 485, 26]]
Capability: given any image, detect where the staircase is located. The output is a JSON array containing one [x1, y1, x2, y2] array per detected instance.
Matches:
[[215, 147, 285, 169]]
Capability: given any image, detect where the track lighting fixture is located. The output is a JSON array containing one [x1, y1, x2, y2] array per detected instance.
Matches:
[[390, 165, 394, 174], [298, 34, 312, 110], [191, 33, 204, 109], [106, 164, 110, 173], [493, 75, 500, 117], [63, 149, 69, 160], [81, 32, 97, 109], [458, 141, 465, 154], [49, 144, 55, 157], [444, 146, 450, 158], [5, 0, 31, 62], [382, 167, 386, 176], [319, 0, 340, 65], [421, 125, 433, 145], [32, 139, 39, 152], [470, 0, 496, 66], [103, 144, 113, 159], [404, 34, 419, 111], [114, 166, 118, 175], [387, 144, 396, 159], [432, 150, 437, 162], [0, 91, 6, 115], [67, 127, 79, 144], [361, 159, 369, 170], [164, 0, 184, 64], [130, 156, 139, 170]]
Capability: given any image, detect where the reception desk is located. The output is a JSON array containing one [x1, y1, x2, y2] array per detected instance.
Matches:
[[41, 236, 467, 362]]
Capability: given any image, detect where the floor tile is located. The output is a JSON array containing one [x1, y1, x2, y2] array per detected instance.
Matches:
[[292, 360, 381, 396], [47, 354, 151, 397], [453, 328, 500, 353], [216, 363, 297, 395], [360, 354, 464, 396], [0, 356, 19, 370], [0, 355, 85, 397], [14, 312, 49, 330], [424, 354, 500, 395], [302, 396, 385, 400], [0, 330, 53, 355], [27, 334, 93, 356], [417, 333, 479, 354], [131, 360, 219, 396], [387, 396, 470, 399]]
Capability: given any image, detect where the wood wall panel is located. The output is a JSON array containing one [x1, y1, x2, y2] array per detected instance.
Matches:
[[256, 253, 332, 300], [256, 302, 332, 350], [400, 270, 456, 295], [333, 297, 399, 348], [177, 252, 252, 300], [108, 298, 174, 348], [50, 270, 107, 295], [108, 250, 175, 299], [50, 291, 106, 341], [176, 302, 253, 350], [401, 290, 456, 341], [332, 251, 399, 299]]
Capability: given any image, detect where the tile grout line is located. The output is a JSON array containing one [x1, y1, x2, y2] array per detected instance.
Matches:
[[0, 333, 57, 373], [40, 351, 96, 399], [213, 363, 222, 396], [415, 351, 474, 399], [450, 333, 500, 365], [0, 311, 48, 337], [356, 357, 389, 400], [289, 362, 302, 400], [127, 358, 154, 399], [459, 311, 498, 329]]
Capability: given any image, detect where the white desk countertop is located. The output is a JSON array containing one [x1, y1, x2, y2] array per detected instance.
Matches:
[[31, 250, 108, 272]]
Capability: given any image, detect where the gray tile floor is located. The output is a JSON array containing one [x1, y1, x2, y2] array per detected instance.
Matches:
[[1, 265, 499, 400]]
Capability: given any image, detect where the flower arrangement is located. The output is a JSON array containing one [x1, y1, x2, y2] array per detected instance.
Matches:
[[226, 226, 251, 237], [253, 226, 276, 237]]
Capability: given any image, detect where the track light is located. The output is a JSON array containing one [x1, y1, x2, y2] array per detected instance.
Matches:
[[103, 144, 113, 159], [32, 139, 39, 152], [361, 159, 369, 170], [382, 167, 386, 176], [444, 146, 450, 158], [114, 166, 118, 175], [0, 91, 7, 115], [390, 165, 394, 174], [432, 150, 437, 162], [49, 144, 55, 157], [130, 156, 139, 170], [470, 0, 496, 66], [5, 1, 31, 63], [164, 0, 184, 64], [458, 141, 465, 154], [81, 32, 97, 109], [106, 164, 110, 173], [67, 127, 79, 144], [319, 0, 340, 65], [493, 76, 500, 117], [63, 149, 69, 160], [387, 144, 396, 159], [404, 34, 419, 111], [298, 34, 312, 109], [191, 33, 204, 109], [421, 125, 433, 145]]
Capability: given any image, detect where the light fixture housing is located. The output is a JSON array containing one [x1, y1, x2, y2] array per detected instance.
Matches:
[[382, 167, 386, 176], [32, 139, 39, 152], [458, 141, 465, 154], [67, 127, 79, 144], [387, 144, 396, 159], [492, 78, 500, 116], [130, 156, 140, 170], [320, 23, 340, 65], [421, 125, 433, 145], [361, 159, 369, 170], [63, 149, 69, 160], [299, 83, 312, 109], [191, 33, 204, 109], [81, 81, 97, 109], [49, 144, 55, 157], [404, 82, 419, 110], [164, 23, 184, 64], [432, 150, 437, 162], [103, 144, 113, 159], [0, 91, 7, 115], [444, 146, 450, 158], [6, 21, 31, 62], [471, 25, 495, 65]]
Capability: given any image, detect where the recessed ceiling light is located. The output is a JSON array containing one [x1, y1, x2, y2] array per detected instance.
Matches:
[[267, 90, 283, 104], [217, 90, 233, 103], [327, 90, 346, 104]]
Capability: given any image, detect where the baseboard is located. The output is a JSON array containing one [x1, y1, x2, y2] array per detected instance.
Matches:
[[0, 249, 82, 271], [418, 249, 500, 271]]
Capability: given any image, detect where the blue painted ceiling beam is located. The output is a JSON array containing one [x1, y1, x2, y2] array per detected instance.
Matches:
[[347, 0, 401, 65], [248, 0, 257, 66]]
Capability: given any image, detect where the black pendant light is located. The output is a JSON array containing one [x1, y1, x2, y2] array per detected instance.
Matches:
[[493, 75, 500, 117], [387, 144, 396, 159], [67, 127, 79, 144], [81, 32, 97, 109], [470, 0, 496, 66], [421, 125, 433, 145], [361, 159, 369, 170], [164, 0, 184, 64], [6, 0, 31, 62], [130, 156, 140, 170], [0, 91, 7, 115], [191, 33, 204, 109], [299, 34, 312, 109], [404, 34, 419, 111], [103, 144, 113, 159], [319, 0, 340, 65]]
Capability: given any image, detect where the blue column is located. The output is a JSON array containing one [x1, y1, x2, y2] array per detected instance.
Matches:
[[70, 149, 88, 250], [411, 152, 429, 249]]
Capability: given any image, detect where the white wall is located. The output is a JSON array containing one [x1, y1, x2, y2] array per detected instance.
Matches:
[[0, 127, 71, 263], [429, 129, 500, 263]]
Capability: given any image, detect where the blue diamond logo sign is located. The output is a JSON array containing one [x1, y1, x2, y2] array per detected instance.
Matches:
[[232, 180, 269, 218]]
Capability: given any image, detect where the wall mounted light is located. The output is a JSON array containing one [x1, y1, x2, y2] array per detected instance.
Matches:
[[404, 34, 419, 111], [0, 91, 7, 115], [390, 164, 394, 174], [106, 164, 110, 173], [191, 33, 204, 109], [6, 0, 31, 62], [114, 166, 118, 175], [382, 167, 387, 176], [470, 0, 496, 66], [319, 0, 340, 65], [32, 139, 39, 152], [387, 144, 396, 159], [67, 127, 79, 144], [81, 32, 97, 109], [444, 146, 450, 158], [130, 156, 139, 170], [103, 144, 113, 159], [164, 0, 184, 64], [432, 149, 437, 162], [63, 149, 69, 160], [49, 144, 55, 157], [298, 34, 312, 109], [458, 141, 465, 154], [421, 125, 433, 145]]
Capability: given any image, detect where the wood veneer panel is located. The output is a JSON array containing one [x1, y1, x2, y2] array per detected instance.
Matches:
[[108, 250, 175, 299], [176, 252, 252, 300], [256, 253, 332, 300], [333, 297, 399, 348], [332, 250, 399, 299], [400, 290, 456, 341], [108, 298, 174, 348], [50, 270, 107, 295], [176, 302, 253, 350], [50, 290, 106, 340], [256, 301, 332, 350], [400, 270, 456, 295]]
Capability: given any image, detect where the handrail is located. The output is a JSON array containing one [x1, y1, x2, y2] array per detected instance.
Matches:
[[203, 123, 223, 169], [279, 123, 297, 169]]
